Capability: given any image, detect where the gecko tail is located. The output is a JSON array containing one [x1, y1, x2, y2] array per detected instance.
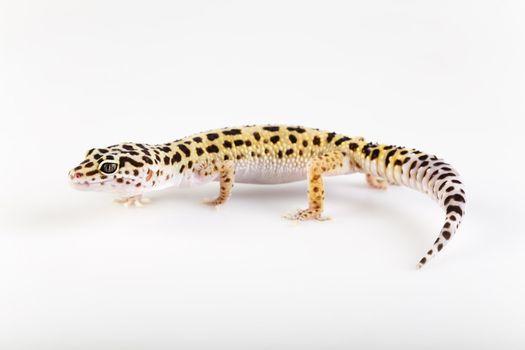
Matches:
[[415, 176, 466, 269], [416, 203, 465, 269], [352, 141, 466, 268]]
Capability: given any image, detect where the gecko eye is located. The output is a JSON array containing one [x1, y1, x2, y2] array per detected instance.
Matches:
[[99, 161, 119, 174]]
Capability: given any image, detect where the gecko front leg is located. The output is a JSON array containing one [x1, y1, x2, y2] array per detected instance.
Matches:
[[115, 195, 151, 207], [197, 159, 235, 206], [285, 151, 345, 221]]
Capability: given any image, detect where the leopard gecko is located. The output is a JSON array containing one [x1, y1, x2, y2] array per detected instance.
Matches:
[[69, 125, 466, 268]]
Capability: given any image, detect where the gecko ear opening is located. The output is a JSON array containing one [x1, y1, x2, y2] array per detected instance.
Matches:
[[99, 161, 119, 174]]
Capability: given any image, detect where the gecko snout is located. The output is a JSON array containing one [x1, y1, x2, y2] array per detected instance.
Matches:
[[69, 171, 82, 180]]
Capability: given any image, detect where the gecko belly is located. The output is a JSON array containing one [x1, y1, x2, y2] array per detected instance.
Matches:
[[233, 159, 309, 184]]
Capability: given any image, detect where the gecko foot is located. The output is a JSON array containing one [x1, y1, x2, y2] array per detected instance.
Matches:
[[115, 195, 151, 207], [366, 174, 388, 190], [283, 208, 331, 221], [202, 197, 227, 209]]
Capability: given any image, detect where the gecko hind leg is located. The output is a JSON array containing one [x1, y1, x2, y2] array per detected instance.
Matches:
[[284, 151, 344, 221], [366, 174, 388, 190]]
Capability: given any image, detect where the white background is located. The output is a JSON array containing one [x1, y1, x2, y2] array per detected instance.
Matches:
[[1, 1, 524, 349]]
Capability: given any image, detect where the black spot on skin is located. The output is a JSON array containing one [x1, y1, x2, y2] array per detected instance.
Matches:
[[188, 161, 193, 169], [394, 159, 403, 166], [224, 155, 229, 160], [444, 194, 466, 205], [287, 127, 306, 133], [160, 146, 171, 152], [193, 137, 203, 143], [245, 140, 252, 147], [206, 145, 219, 153], [179, 165, 185, 173], [122, 145, 135, 151], [263, 126, 280, 132], [452, 179, 462, 184], [437, 244, 444, 252], [207, 133, 219, 141], [84, 162, 94, 168], [253, 132, 261, 141], [270, 135, 280, 144], [119, 157, 144, 168], [171, 152, 182, 164], [420, 161, 429, 168], [370, 149, 380, 160], [400, 150, 409, 155], [444, 222, 451, 229], [178, 144, 191, 157], [438, 181, 447, 192], [289, 135, 297, 143], [196, 147, 204, 156], [419, 257, 427, 265], [223, 140, 232, 148], [442, 231, 451, 240], [303, 140, 308, 147], [116, 178, 123, 183], [163, 156, 170, 165], [277, 150, 283, 158], [447, 205, 463, 216], [384, 149, 397, 167], [313, 136, 321, 146], [326, 132, 336, 143], [286, 149, 294, 156], [234, 140, 244, 146], [362, 144, 372, 156], [409, 160, 418, 172], [105, 155, 114, 160], [419, 155, 428, 161], [133, 169, 139, 176], [450, 215, 457, 221], [142, 156, 153, 164], [384, 145, 394, 150], [428, 169, 440, 181], [86, 170, 98, 176], [441, 167, 452, 171], [438, 173, 455, 181], [348, 142, 359, 151], [223, 129, 242, 135], [335, 137, 350, 146]]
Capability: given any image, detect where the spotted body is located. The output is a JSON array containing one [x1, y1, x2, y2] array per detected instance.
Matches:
[[69, 125, 466, 268]]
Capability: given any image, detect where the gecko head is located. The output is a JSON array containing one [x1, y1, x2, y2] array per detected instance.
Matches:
[[68, 143, 160, 195]]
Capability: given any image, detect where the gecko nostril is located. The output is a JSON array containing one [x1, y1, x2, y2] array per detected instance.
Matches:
[[74, 172, 82, 179]]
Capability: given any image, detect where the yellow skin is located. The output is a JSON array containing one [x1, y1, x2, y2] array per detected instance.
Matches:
[[69, 125, 466, 268]]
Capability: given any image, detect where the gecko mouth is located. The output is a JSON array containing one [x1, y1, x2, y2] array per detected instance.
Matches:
[[69, 177, 139, 190]]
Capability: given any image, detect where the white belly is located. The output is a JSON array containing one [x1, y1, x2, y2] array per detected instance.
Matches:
[[176, 156, 354, 187], [234, 158, 309, 184]]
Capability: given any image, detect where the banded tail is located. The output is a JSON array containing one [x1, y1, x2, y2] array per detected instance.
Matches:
[[350, 141, 466, 268]]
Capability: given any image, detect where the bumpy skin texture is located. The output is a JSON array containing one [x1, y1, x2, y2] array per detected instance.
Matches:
[[69, 125, 466, 268]]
